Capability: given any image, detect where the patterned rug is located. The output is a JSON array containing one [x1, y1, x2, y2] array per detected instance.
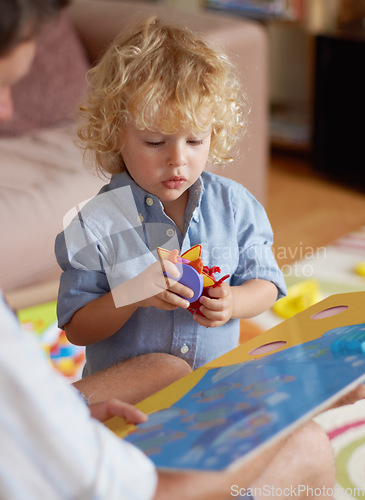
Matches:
[[247, 225, 365, 499], [315, 401, 365, 500]]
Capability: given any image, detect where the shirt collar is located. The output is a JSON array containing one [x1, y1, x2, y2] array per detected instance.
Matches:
[[109, 170, 205, 218], [109, 170, 159, 214], [184, 176, 204, 226]]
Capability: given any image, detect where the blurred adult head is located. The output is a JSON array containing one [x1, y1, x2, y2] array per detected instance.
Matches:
[[0, 0, 69, 121]]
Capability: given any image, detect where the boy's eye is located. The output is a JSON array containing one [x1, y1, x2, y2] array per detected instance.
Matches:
[[187, 139, 204, 146], [145, 141, 164, 147], [144, 138, 205, 147]]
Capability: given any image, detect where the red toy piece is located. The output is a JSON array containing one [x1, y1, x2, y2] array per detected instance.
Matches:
[[188, 266, 230, 316]]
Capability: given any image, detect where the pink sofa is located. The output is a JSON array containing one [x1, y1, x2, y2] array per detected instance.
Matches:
[[0, 0, 268, 294]]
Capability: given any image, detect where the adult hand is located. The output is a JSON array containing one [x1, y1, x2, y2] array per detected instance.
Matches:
[[89, 398, 148, 424], [327, 384, 365, 410]]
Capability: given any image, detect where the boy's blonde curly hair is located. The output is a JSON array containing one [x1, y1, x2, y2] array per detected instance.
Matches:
[[78, 17, 248, 177]]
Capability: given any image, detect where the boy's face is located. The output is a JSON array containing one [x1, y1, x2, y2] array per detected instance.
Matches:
[[121, 121, 211, 205], [0, 40, 36, 122]]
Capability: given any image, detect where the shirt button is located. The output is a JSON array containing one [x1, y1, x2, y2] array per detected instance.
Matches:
[[180, 343, 189, 354], [138, 214, 144, 223], [166, 228, 175, 237], [146, 197, 154, 206]]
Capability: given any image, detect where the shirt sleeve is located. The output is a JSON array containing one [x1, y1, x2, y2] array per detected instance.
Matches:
[[231, 185, 287, 299], [55, 225, 111, 328], [55, 195, 158, 328], [0, 294, 157, 500]]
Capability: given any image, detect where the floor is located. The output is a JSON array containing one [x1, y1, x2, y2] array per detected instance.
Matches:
[[266, 150, 365, 267]]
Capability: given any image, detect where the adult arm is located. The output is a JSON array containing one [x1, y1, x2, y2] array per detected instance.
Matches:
[[0, 295, 157, 500]]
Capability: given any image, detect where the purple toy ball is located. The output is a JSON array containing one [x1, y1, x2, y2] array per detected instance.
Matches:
[[166, 263, 204, 302]]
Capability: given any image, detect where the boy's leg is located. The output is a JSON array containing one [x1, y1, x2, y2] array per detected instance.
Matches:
[[73, 353, 192, 404]]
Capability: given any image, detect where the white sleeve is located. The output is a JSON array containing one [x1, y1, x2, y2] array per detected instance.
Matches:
[[0, 295, 157, 500]]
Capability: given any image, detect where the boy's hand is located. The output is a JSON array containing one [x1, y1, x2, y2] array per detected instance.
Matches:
[[135, 260, 194, 311], [193, 282, 233, 328]]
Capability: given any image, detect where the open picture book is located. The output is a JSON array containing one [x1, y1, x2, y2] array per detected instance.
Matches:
[[106, 291, 365, 471]]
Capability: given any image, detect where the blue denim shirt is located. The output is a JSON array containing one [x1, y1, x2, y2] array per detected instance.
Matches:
[[55, 170, 286, 376]]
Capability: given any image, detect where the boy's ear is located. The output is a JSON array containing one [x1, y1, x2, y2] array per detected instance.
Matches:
[[113, 129, 125, 152], [113, 142, 122, 153]]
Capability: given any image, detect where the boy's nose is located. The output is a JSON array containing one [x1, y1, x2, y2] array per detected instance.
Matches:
[[167, 142, 187, 167], [0, 87, 14, 122]]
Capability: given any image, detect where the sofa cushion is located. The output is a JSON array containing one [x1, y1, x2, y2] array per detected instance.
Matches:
[[0, 125, 104, 291], [0, 9, 89, 136]]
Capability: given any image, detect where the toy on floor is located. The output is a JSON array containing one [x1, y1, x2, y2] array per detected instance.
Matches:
[[272, 279, 322, 319], [330, 327, 365, 354], [354, 261, 365, 277], [157, 244, 229, 316], [48, 330, 85, 379], [17, 301, 85, 381]]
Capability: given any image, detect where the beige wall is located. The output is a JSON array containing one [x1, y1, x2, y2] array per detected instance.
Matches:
[[159, 0, 204, 11], [95, 0, 204, 9], [78, 0, 336, 117]]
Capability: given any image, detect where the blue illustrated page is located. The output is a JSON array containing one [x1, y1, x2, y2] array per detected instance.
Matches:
[[125, 323, 365, 470]]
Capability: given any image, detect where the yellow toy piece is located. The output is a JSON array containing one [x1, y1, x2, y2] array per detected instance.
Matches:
[[272, 279, 322, 319], [202, 273, 216, 287], [354, 261, 365, 277], [181, 244, 202, 262], [157, 244, 217, 288]]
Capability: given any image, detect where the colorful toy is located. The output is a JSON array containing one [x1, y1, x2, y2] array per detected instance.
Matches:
[[17, 301, 85, 381], [272, 279, 322, 319], [49, 330, 85, 379], [330, 327, 365, 354], [354, 261, 365, 277], [157, 244, 229, 315]]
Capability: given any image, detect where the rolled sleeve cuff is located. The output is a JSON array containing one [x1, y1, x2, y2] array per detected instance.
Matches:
[[232, 244, 287, 300], [57, 269, 110, 328]]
